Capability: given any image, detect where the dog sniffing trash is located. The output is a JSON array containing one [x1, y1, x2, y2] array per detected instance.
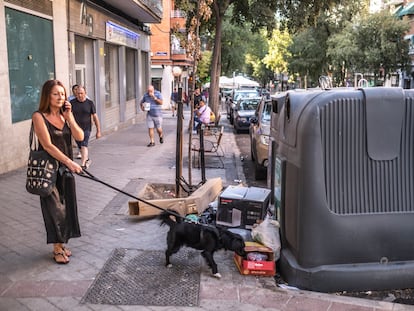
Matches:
[[158, 210, 246, 278]]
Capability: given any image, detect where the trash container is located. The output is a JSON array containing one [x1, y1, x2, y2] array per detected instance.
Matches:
[[271, 87, 414, 292]]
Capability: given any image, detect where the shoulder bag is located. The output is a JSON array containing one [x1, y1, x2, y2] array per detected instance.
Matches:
[[26, 115, 59, 197]]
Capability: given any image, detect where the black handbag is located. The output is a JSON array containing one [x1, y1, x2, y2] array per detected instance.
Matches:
[[26, 121, 58, 197]]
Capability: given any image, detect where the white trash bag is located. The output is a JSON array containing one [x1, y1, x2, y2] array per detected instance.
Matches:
[[251, 215, 281, 261]]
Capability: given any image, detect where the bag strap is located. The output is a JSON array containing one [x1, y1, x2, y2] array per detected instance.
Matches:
[[29, 111, 51, 151], [29, 122, 38, 151]]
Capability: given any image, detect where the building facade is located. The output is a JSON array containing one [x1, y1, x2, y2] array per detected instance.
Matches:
[[0, 0, 162, 174], [150, 0, 194, 108]]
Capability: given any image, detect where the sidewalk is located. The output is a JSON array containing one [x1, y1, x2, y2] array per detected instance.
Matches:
[[0, 108, 412, 310]]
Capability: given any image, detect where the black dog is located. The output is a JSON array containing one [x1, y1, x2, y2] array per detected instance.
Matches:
[[158, 210, 246, 278]]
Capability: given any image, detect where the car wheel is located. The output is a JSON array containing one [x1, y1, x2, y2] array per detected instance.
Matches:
[[254, 162, 266, 180]]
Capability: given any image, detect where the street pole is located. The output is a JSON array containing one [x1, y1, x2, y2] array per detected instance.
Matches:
[[173, 66, 183, 198], [198, 126, 206, 183], [175, 84, 183, 198]]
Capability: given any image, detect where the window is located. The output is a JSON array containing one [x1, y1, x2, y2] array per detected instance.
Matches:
[[6, 7, 55, 123], [125, 48, 136, 101], [262, 102, 272, 122], [104, 43, 119, 108]]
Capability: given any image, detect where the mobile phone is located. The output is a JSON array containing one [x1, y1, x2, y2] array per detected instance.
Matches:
[[61, 101, 68, 113]]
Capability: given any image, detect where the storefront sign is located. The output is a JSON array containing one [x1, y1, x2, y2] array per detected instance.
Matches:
[[80, 0, 93, 35], [106, 21, 139, 49]]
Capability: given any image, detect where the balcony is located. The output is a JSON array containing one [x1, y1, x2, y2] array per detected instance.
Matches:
[[172, 47, 186, 55], [101, 0, 163, 23], [171, 9, 186, 30]]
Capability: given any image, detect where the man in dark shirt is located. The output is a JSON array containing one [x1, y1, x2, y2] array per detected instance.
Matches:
[[70, 86, 101, 169], [193, 87, 203, 109]]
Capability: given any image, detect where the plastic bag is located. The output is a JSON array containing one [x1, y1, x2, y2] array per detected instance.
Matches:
[[247, 252, 268, 261], [251, 215, 281, 260]]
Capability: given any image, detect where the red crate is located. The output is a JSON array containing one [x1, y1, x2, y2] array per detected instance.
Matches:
[[234, 242, 276, 276]]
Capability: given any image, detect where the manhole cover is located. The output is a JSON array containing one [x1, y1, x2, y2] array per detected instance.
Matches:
[[82, 248, 200, 306]]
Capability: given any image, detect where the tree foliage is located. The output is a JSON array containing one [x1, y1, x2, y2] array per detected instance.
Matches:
[[280, 1, 367, 86], [221, 16, 269, 82], [197, 50, 212, 84], [327, 11, 411, 84], [263, 29, 292, 75], [174, 0, 351, 115], [286, 26, 330, 86], [220, 16, 250, 76]]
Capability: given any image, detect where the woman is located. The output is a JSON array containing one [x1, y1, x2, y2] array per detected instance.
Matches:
[[32, 80, 84, 264]]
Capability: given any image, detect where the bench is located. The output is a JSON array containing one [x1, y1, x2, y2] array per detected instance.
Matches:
[[191, 125, 224, 169]]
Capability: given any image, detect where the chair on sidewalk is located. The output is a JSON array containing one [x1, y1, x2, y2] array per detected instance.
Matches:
[[191, 125, 224, 169]]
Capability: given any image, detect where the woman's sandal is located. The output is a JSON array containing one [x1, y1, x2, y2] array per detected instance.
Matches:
[[61, 246, 72, 257], [53, 251, 69, 264]]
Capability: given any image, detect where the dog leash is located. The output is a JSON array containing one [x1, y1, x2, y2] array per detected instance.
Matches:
[[77, 169, 186, 220]]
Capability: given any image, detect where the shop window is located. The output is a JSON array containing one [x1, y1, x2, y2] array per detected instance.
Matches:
[[126, 48, 136, 101], [74, 35, 95, 100], [6, 7, 55, 123], [104, 43, 119, 108]]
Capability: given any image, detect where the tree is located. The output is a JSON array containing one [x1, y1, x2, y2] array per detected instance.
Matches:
[[286, 27, 329, 87], [176, 0, 349, 113], [220, 15, 269, 84], [262, 28, 292, 88], [279, 1, 367, 87], [197, 50, 212, 85], [327, 11, 410, 85], [220, 16, 251, 76]]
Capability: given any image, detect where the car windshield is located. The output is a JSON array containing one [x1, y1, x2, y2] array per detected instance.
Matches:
[[262, 102, 272, 121], [239, 99, 260, 111], [234, 91, 258, 101]]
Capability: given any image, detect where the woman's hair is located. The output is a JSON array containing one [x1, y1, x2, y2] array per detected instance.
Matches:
[[38, 80, 67, 113]]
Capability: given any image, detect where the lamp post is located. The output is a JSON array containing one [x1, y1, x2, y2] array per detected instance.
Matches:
[[172, 66, 183, 197]]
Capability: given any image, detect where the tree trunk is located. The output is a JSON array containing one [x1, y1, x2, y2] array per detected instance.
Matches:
[[209, 0, 231, 122]]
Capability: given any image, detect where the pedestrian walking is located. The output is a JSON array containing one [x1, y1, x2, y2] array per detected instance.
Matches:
[[68, 84, 78, 101], [140, 85, 164, 147], [31, 79, 84, 264], [70, 85, 101, 169]]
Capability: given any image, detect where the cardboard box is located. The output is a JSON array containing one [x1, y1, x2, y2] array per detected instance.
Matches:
[[217, 186, 271, 229], [234, 241, 276, 276], [128, 178, 223, 219]]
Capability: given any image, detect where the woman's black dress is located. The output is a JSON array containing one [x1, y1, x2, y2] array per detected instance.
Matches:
[[39, 113, 81, 244]]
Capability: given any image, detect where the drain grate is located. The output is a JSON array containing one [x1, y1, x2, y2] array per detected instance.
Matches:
[[82, 248, 200, 306]]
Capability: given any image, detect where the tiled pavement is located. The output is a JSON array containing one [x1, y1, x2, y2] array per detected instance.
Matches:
[[0, 109, 412, 311]]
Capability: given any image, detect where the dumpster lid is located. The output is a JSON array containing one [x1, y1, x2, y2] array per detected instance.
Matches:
[[361, 87, 404, 160]]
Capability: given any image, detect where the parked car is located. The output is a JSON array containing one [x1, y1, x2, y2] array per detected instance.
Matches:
[[249, 97, 272, 180], [226, 89, 259, 124], [232, 97, 261, 133]]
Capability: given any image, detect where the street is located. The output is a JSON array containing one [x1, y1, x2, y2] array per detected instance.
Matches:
[[233, 130, 267, 188]]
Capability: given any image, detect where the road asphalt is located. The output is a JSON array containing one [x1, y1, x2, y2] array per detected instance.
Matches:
[[0, 107, 412, 310]]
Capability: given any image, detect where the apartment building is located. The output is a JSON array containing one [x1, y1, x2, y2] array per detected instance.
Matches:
[[150, 0, 194, 107], [1, 0, 162, 174]]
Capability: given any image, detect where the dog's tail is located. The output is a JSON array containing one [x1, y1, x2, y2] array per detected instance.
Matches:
[[158, 210, 179, 227]]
